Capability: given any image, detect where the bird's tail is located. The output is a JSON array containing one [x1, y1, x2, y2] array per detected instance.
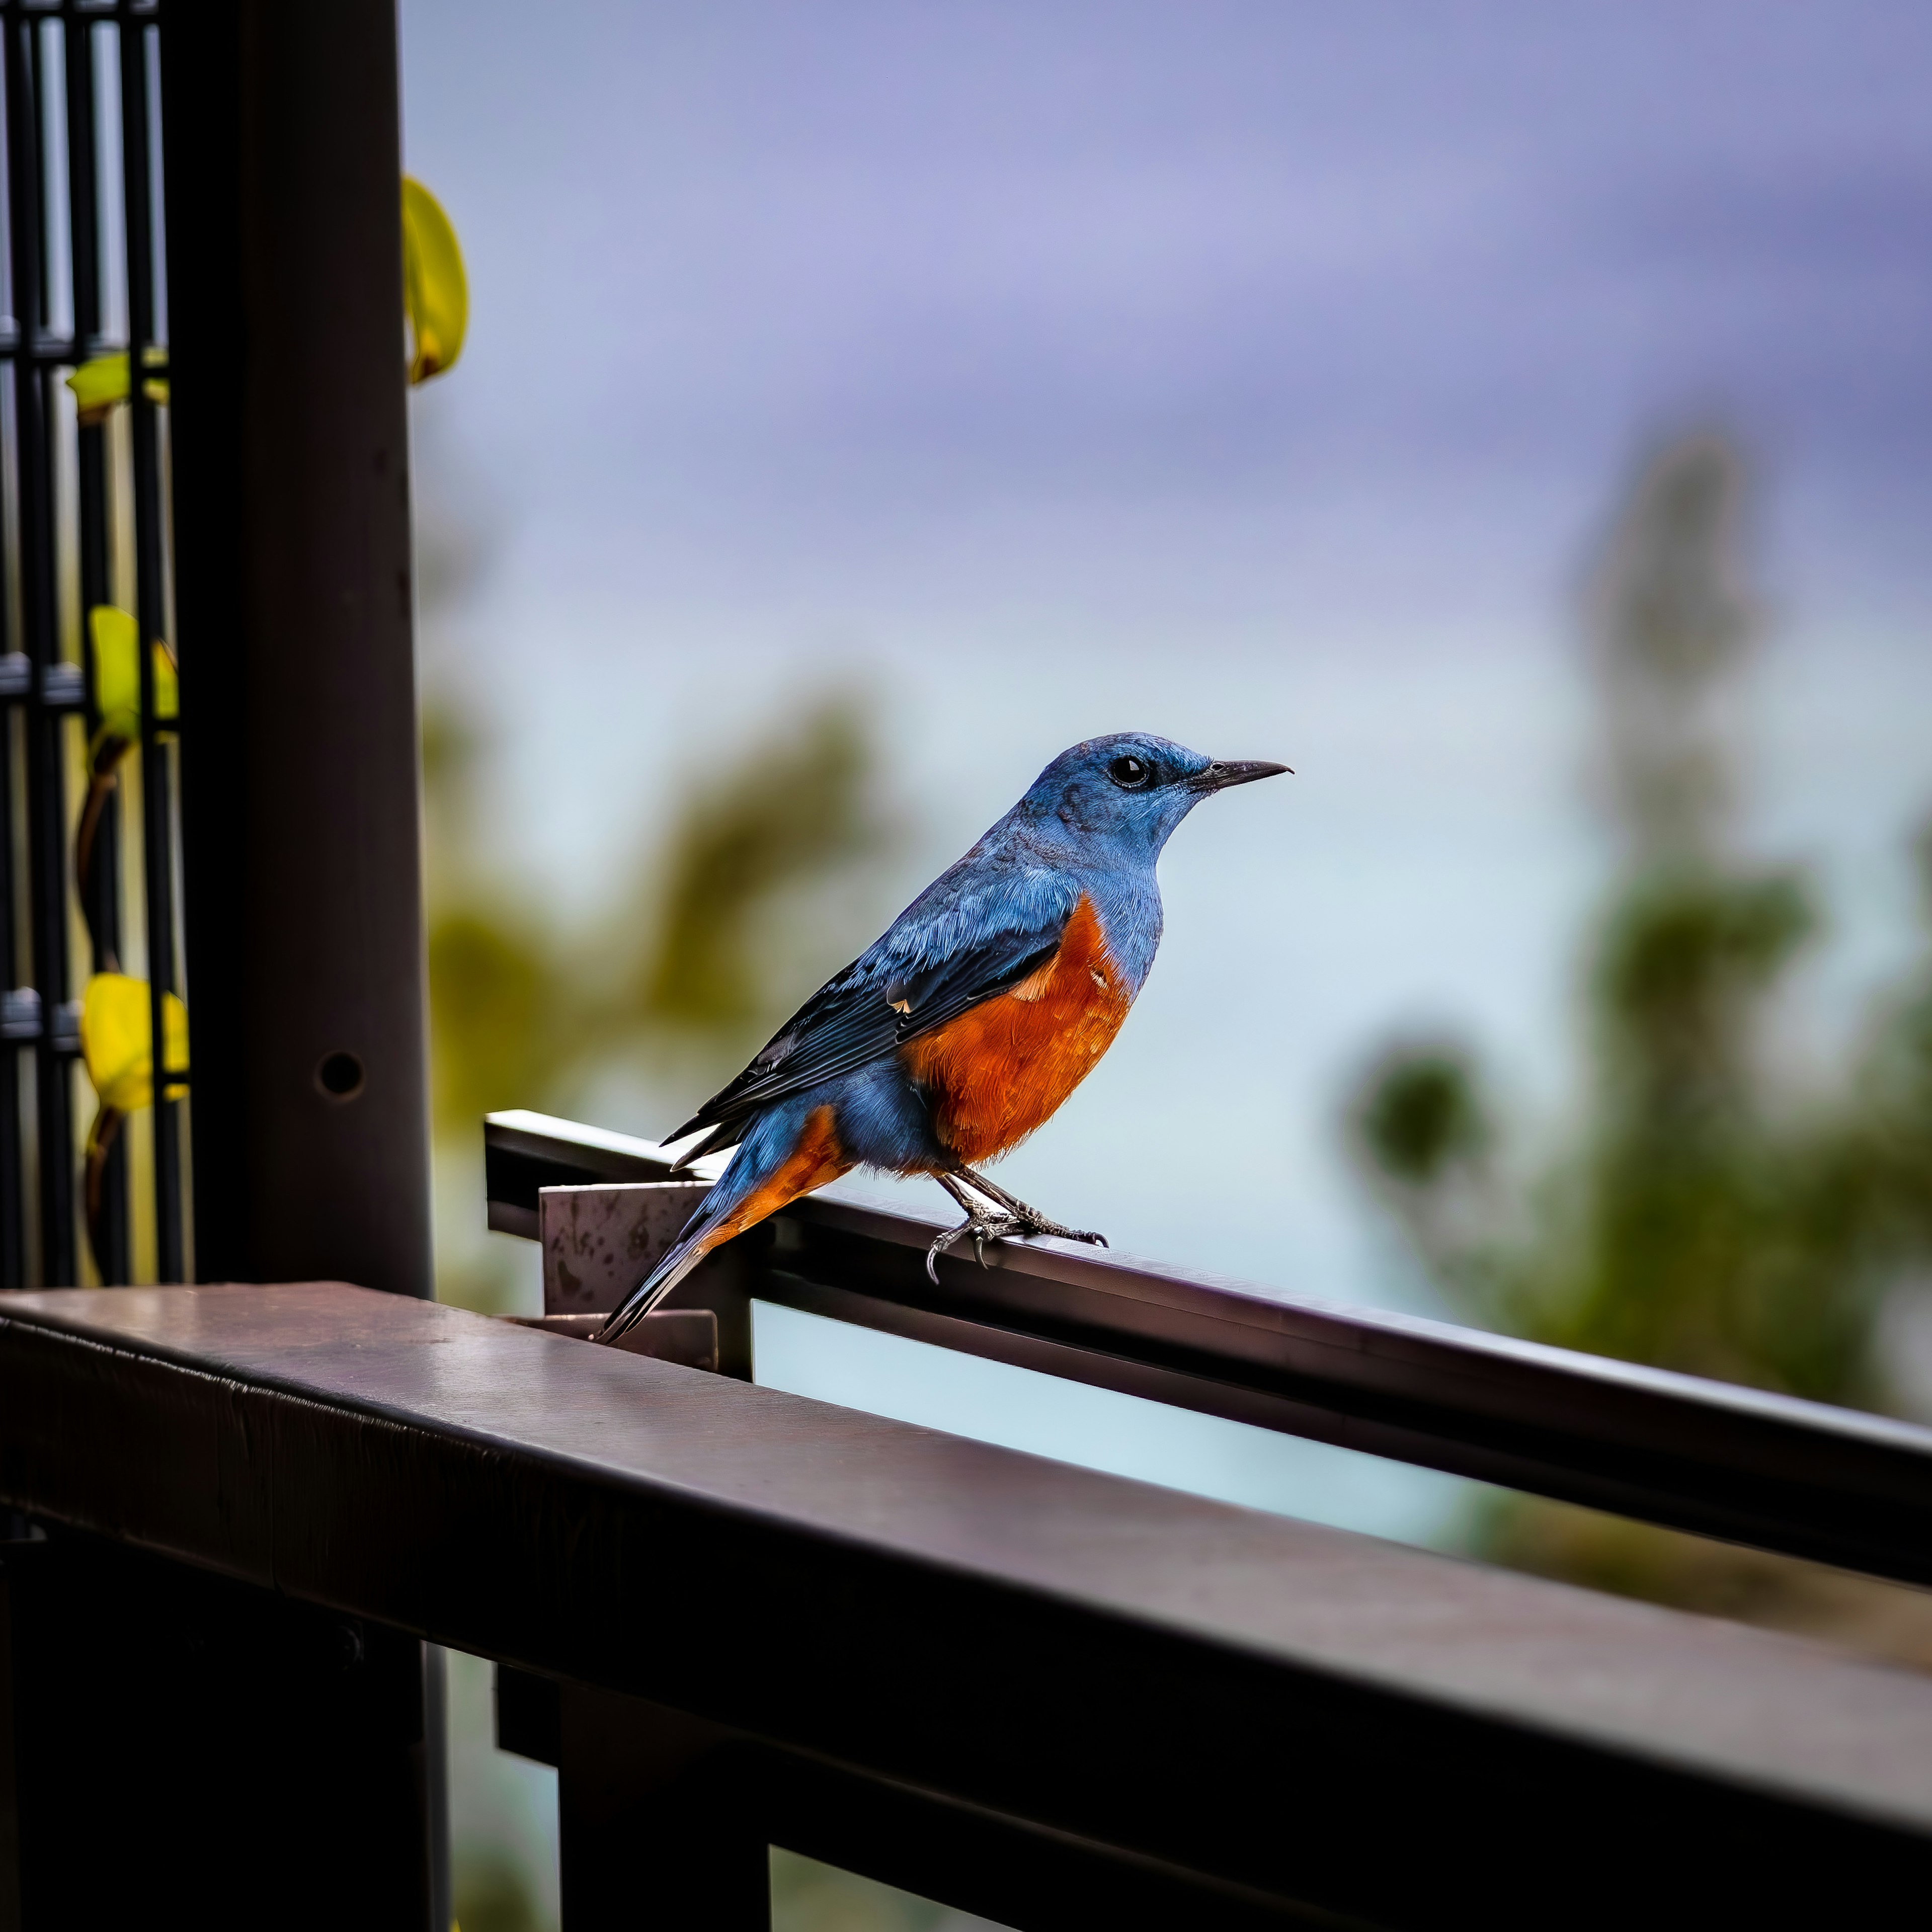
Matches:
[[595, 1217, 720, 1344], [596, 1097, 850, 1346]]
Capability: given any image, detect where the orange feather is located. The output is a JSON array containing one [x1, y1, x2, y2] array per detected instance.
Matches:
[[691, 1103, 852, 1263], [904, 894, 1132, 1166]]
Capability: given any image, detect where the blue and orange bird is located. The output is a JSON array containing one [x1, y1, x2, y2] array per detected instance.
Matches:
[[597, 734, 1289, 1343]]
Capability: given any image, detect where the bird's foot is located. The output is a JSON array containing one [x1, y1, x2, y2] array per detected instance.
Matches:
[[925, 1203, 1109, 1285], [1005, 1203, 1108, 1248], [949, 1166, 1107, 1250]]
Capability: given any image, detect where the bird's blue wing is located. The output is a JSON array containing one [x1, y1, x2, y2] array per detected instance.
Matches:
[[665, 859, 1079, 1147]]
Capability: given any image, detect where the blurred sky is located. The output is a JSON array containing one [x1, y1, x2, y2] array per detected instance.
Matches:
[[400, 0, 1932, 1317]]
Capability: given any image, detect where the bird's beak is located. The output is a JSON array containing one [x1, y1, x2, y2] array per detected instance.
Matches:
[[1190, 758, 1292, 793]]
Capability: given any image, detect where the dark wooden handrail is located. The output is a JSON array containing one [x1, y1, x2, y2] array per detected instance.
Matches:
[[4, 1279, 1932, 1927]]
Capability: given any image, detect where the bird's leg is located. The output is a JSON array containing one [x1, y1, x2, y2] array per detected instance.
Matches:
[[926, 1172, 1024, 1283], [942, 1167, 1112, 1259], [956, 1165, 1109, 1249]]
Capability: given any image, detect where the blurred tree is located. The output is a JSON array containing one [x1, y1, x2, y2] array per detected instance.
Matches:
[[419, 681, 894, 1322], [770, 1847, 1004, 1930], [623, 700, 883, 1035], [410, 389, 897, 1325], [453, 1852, 544, 1932], [424, 690, 891, 1145], [1347, 434, 1932, 1648]]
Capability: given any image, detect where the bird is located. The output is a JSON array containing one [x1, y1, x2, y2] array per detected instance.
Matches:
[[596, 732, 1289, 1344]]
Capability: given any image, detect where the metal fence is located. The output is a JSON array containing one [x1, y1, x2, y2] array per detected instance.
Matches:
[[0, 0, 182, 1292]]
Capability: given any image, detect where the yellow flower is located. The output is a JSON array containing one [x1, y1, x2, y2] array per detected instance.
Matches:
[[403, 177, 468, 384], [80, 973, 188, 1115]]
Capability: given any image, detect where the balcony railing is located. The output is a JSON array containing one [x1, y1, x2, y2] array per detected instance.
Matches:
[[9, 1250, 1932, 1928], [487, 1108, 1932, 1588], [8, 1116, 1932, 1925]]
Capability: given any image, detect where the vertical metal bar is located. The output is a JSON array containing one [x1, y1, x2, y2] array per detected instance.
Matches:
[[120, 14, 178, 1282], [7, 14, 74, 1287], [559, 1687, 772, 1931], [0, 708, 18, 1284], [0, 735, 19, 1283], [0, 16, 20, 1286], [164, 0, 432, 1302], [66, 7, 127, 1285], [8, 1530, 440, 1931], [158, 7, 445, 1900]]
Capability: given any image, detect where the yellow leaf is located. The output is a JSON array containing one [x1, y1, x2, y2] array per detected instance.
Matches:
[[151, 637, 181, 727], [88, 605, 179, 765], [80, 973, 188, 1114], [65, 351, 167, 425], [90, 605, 141, 746], [67, 353, 129, 425], [140, 345, 170, 409], [403, 177, 468, 384]]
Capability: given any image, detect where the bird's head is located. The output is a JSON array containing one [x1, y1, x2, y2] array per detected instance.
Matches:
[[1017, 733, 1290, 858]]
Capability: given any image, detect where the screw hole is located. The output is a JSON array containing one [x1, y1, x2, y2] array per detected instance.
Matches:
[[316, 1051, 365, 1100]]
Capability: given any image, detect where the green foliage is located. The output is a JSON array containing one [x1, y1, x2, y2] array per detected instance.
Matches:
[[428, 907, 566, 1138], [419, 687, 894, 1312], [625, 701, 884, 1033], [1345, 433, 1932, 1643], [424, 691, 889, 1141], [770, 1848, 1000, 1930], [453, 1852, 545, 1932], [1353, 1044, 1488, 1189], [1349, 435, 1932, 1414]]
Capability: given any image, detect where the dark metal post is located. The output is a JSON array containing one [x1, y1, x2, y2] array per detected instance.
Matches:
[[559, 1685, 771, 1931], [163, 0, 432, 1300], [144, 8, 445, 1925], [2, 1527, 437, 1932]]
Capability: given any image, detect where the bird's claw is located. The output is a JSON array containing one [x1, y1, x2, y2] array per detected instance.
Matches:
[[926, 1211, 1017, 1283], [925, 1209, 1110, 1284]]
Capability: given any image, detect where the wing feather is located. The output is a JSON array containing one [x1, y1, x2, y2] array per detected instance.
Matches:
[[665, 862, 1079, 1144]]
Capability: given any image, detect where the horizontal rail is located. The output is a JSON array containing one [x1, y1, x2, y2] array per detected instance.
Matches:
[[487, 1109, 1932, 1587], [0, 657, 85, 707], [5, 1280, 1932, 1928]]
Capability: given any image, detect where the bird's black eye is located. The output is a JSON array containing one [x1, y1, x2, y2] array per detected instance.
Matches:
[[1108, 754, 1152, 789]]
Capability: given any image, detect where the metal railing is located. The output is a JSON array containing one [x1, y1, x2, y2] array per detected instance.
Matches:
[[7, 1272, 1932, 1928], [487, 1108, 1932, 1588], [8, 1116, 1932, 1924]]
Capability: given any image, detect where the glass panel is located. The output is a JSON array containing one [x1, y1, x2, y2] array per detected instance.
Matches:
[[772, 1848, 1013, 1932]]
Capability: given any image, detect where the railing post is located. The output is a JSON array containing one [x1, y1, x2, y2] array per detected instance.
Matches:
[[1, 1526, 437, 1930], [558, 1686, 770, 1930], [164, 0, 433, 1301]]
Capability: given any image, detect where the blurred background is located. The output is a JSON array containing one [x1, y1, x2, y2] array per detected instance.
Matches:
[[399, 4, 1932, 1925]]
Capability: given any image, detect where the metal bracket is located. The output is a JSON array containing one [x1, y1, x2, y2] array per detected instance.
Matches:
[[517, 1180, 722, 1370]]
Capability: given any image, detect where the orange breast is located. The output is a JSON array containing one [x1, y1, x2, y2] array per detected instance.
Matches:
[[903, 894, 1133, 1166]]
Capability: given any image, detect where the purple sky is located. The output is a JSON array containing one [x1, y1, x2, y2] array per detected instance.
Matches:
[[403, 0, 1932, 614]]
